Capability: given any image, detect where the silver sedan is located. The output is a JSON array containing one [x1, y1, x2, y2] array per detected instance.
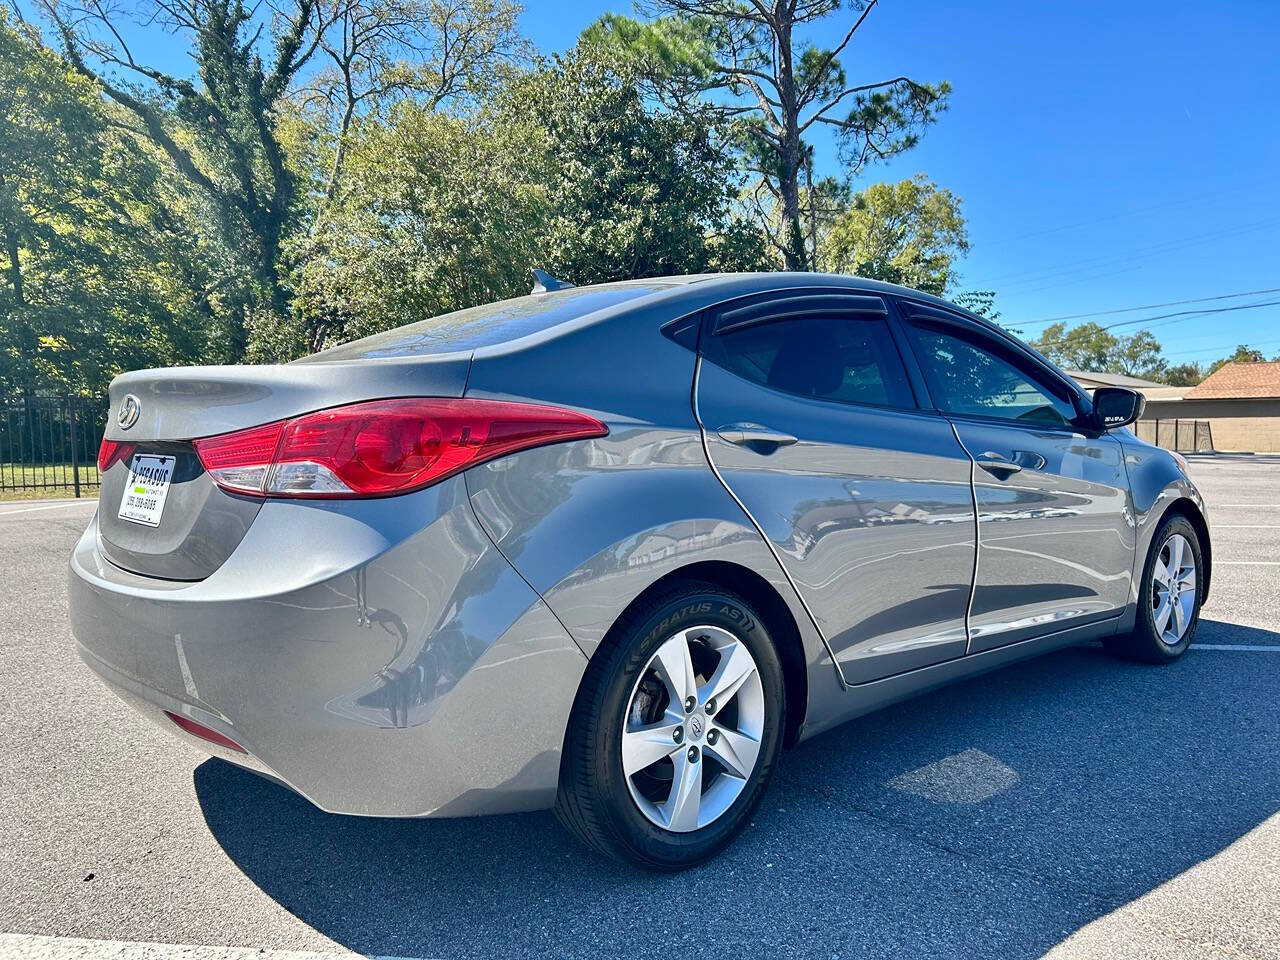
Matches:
[[69, 273, 1210, 869]]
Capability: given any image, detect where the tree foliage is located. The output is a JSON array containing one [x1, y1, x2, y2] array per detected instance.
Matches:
[[0, 13, 219, 395], [3, 1, 978, 396], [583, 0, 949, 270], [1032, 322, 1167, 379], [819, 174, 966, 295], [287, 49, 769, 354]]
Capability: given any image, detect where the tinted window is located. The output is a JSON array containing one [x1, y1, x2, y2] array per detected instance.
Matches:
[[705, 313, 915, 408], [908, 323, 1079, 426], [296, 283, 676, 362]]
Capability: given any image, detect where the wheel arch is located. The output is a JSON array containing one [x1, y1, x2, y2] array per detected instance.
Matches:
[[592, 560, 809, 748], [1161, 497, 1212, 602]]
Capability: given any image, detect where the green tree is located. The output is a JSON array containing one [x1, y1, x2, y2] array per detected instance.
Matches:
[[291, 51, 769, 354], [286, 104, 546, 355], [1032, 322, 1168, 379], [38, 0, 339, 357], [504, 52, 769, 285], [1163, 362, 1204, 386], [0, 13, 215, 395], [818, 174, 967, 295], [584, 0, 949, 270], [1208, 344, 1266, 375], [1113, 329, 1166, 379], [302, 0, 529, 213]]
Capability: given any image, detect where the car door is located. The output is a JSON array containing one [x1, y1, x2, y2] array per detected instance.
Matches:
[[694, 291, 977, 685], [899, 304, 1135, 653]]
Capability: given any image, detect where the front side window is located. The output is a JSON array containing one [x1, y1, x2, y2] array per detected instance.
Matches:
[[704, 313, 915, 409], [908, 322, 1079, 426]]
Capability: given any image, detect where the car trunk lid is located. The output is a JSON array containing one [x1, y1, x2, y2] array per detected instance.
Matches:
[[97, 355, 471, 580]]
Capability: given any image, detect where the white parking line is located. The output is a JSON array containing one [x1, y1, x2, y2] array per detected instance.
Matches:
[[0, 933, 439, 960], [1193, 644, 1280, 652], [1213, 524, 1280, 528], [0, 501, 97, 517], [1215, 560, 1280, 566]]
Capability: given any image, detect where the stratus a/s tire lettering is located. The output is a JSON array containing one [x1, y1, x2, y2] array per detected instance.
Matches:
[[621, 624, 766, 832], [555, 582, 785, 870]]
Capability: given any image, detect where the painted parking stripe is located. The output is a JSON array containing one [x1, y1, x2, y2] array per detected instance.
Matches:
[[0, 933, 440, 960], [1193, 644, 1280, 652], [0, 501, 97, 517], [1213, 524, 1280, 528], [1215, 560, 1280, 566]]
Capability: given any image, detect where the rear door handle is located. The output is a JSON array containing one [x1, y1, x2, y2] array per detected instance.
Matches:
[[975, 452, 1022, 475], [717, 423, 798, 447]]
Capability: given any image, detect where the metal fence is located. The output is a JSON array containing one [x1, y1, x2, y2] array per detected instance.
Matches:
[[1134, 418, 1215, 453], [0, 396, 108, 497]]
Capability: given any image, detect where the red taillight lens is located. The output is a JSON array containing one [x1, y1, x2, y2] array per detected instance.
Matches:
[[192, 398, 608, 498], [191, 420, 285, 495], [97, 438, 137, 473]]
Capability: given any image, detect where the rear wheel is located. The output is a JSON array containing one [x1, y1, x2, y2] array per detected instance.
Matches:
[[1106, 514, 1203, 663], [555, 582, 785, 870]]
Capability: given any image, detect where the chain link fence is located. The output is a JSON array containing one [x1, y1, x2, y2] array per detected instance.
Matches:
[[0, 396, 108, 497]]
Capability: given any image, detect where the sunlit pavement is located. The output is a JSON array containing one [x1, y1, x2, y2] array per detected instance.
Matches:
[[1, 459, 1277, 959]]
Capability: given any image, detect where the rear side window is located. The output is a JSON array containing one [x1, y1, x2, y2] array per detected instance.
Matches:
[[703, 313, 915, 409], [907, 321, 1079, 426]]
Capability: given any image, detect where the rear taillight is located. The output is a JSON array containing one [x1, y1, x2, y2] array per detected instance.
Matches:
[[97, 438, 136, 473], [192, 398, 608, 498]]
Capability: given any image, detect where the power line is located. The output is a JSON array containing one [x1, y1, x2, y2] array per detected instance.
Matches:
[[981, 215, 1280, 288], [1022, 286, 1280, 326], [1102, 298, 1280, 331], [1161, 336, 1280, 360]]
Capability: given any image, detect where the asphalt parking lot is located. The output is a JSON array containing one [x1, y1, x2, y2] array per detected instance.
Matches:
[[1, 455, 1278, 960]]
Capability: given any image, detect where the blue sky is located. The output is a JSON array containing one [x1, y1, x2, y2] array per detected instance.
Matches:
[[21, 0, 1280, 367], [520, 0, 1280, 367]]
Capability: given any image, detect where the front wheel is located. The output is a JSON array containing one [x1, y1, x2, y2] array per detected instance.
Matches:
[[1106, 513, 1204, 663], [555, 582, 786, 870]]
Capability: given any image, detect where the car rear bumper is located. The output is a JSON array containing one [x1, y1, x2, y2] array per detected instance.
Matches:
[[68, 477, 587, 817]]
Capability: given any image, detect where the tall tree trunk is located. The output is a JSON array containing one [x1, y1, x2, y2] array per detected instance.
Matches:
[[774, 17, 807, 271], [0, 172, 36, 395]]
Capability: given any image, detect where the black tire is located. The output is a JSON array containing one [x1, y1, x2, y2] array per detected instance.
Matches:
[[1105, 513, 1203, 664], [555, 580, 786, 870]]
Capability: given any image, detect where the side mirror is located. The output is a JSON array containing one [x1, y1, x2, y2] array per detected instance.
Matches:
[[1091, 386, 1145, 430]]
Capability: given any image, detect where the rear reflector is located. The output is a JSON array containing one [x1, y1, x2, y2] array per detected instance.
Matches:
[[164, 710, 246, 753], [192, 398, 608, 498], [97, 438, 137, 473]]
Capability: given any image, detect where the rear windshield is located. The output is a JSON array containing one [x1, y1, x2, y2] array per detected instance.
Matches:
[[296, 283, 674, 362]]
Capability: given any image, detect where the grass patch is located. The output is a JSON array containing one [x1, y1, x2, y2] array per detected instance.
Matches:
[[0, 463, 100, 501]]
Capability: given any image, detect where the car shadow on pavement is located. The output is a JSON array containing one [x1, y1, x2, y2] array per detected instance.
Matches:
[[196, 619, 1280, 960]]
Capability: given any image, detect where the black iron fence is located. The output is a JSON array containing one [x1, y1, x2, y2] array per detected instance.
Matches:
[[0, 396, 108, 497], [1134, 418, 1215, 453]]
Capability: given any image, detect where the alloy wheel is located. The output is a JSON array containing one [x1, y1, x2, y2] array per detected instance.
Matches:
[[621, 625, 765, 833], [1151, 532, 1197, 646]]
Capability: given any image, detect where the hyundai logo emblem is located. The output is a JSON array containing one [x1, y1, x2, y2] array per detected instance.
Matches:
[[117, 394, 141, 430]]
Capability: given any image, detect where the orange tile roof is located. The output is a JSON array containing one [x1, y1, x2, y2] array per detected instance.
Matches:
[[1185, 361, 1280, 399]]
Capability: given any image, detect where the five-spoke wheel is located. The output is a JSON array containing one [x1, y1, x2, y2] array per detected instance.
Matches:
[[1151, 532, 1197, 647], [622, 625, 764, 832], [1106, 512, 1204, 663], [556, 582, 784, 870]]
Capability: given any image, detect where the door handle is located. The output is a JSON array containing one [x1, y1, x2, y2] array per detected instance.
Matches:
[[975, 452, 1022, 475], [717, 423, 798, 447]]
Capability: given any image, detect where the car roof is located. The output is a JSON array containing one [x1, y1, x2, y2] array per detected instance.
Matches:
[[298, 272, 996, 364]]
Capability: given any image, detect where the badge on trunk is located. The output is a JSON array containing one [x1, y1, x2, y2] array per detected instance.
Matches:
[[118, 394, 141, 430]]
